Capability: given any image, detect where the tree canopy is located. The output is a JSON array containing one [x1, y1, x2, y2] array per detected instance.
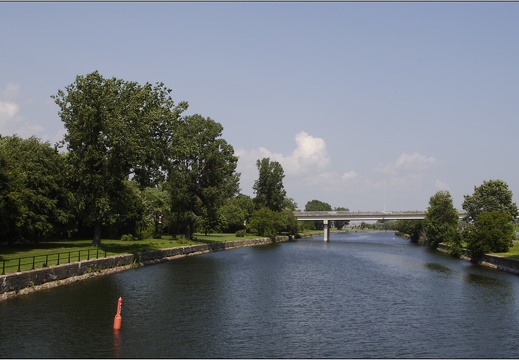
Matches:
[[0, 135, 73, 244], [422, 191, 459, 248], [304, 199, 332, 230], [167, 114, 239, 239], [463, 211, 515, 261], [52, 71, 188, 246], [253, 158, 286, 212], [462, 179, 518, 222]]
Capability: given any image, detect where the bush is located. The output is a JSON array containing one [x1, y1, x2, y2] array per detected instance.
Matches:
[[235, 230, 246, 237], [121, 234, 135, 241]]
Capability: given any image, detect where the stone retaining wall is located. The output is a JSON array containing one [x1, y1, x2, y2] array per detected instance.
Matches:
[[0, 236, 291, 300], [437, 243, 519, 275]]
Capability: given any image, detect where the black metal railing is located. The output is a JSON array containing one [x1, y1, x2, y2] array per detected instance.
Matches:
[[1, 248, 107, 275]]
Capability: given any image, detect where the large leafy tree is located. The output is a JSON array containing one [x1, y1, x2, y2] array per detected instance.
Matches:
[[422, 190, 459, 249], [0, 136, 74, 244], [53, 71, 187, 246], [304, 199, 332, 230], [167, 114, 239, 239], [462, 179, 518, 222], [253, 158, 286, 212], [463, 211, 515, 261]]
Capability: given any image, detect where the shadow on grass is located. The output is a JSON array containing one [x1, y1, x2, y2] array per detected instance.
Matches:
[[191, 238, 220, 244], [0, 240, 94, 256], [100, 243, 156, 254]]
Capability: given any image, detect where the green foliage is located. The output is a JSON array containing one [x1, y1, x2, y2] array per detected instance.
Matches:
[[0, 135, 75, 244], [247, 207, 285, 239], [423, 191, 459, 248], [52, 71, 187, 246], [448, 230, 464, 258], [219, 195, 254, 233], [235, 230, 246, 237], [304, 199, 332, 230], [280, 208, 299, 235], [121, 234, 135, 241], [305, 199, 332, 211], [463, 211, 515, 261], [283, 197, 298, 211], [131, 181, 170, 239], [167, 114, 239, 239], [462, 179, 518, 223], [253, 158, 286, 212], [395, 220, 423, 243]]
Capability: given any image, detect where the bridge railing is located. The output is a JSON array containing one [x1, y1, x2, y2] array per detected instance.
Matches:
[[293, 210, 428, 215], [293, 210, 467, 219]]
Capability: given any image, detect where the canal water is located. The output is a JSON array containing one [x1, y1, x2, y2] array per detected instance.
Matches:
[[1, 232, 518, 358]]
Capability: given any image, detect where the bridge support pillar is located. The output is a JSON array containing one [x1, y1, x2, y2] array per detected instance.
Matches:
[[323, 219, 330, 242]]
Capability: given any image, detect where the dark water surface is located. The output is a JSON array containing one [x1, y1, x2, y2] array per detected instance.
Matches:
[[1, 232, 518, 358]]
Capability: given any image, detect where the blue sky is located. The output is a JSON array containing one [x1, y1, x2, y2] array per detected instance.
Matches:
[[1, 2, 518, 211]]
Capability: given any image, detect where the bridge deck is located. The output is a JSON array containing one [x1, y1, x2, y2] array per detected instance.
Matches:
[[293, 211, 467, 221]]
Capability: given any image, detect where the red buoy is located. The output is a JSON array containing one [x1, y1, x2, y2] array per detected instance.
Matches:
[[113, 297, 122, 330]]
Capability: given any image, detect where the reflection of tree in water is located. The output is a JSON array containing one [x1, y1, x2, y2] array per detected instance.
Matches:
[[464, 272, 506, 288], [424, 262, 453, 275]]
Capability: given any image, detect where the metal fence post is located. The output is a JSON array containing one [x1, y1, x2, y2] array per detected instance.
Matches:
[[32, 256, 35, 270], [2, 260, 5, 275], [68, 252, 71, 264], [57, 253, 60, 265], [18, 258, 21, 272]]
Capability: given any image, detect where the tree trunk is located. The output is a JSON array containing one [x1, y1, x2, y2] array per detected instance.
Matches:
[[93, 224, 102, 247], [185, 222, 192, 240]]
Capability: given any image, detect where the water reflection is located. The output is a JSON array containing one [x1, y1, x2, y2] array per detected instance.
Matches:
[[1, 232, 519, 358], [112, 330, 121, 358], [463, 272, 507, 287], [424, 262, 453, 275]]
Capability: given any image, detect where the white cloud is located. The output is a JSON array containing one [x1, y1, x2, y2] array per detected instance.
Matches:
[[0, 83, 23, 133], [1, 83, 21, 99], [240, 131, 330, 176], [341, 170, 358, 181], [235, 131, 357, 195], [434, 179, 450, 191], [375, 152, 438, 175], [0, 101, 20, 119], [395, 152, 438, 170]]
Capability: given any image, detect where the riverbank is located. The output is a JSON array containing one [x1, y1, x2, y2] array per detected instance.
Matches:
[[436, 243, 519, 275], [395, 232, 519, 275], [0, 235, 306, 301]]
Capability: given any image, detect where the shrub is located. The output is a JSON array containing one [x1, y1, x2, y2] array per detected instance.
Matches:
[[121, 234, 135, 241]]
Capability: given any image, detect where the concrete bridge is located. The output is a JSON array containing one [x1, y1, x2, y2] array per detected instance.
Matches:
[[293, 210, 467, 241]]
